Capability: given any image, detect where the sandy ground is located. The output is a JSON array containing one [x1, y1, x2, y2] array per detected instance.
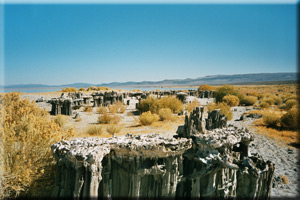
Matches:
[[20, 93, 299, 198]]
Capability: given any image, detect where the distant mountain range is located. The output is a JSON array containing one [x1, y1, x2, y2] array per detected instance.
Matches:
[[2, 72, 297, 89]]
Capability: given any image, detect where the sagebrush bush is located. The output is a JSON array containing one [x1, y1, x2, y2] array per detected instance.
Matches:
[[262, 97, 275, 106], [97, 106, 107, 114], [281, 106, 298, 130], [98, 113, 121, 124], [262, 111, 281, 128], [78, 88, 86, 91], [158, 96, 183, 113], [198, 84, 215, 92], [272, 96, 282, 105], [185, 99, 199, 113], [259, 101, 270, 109], [54, 115, 68, 128], [0, 92, 74, 198], [106, 125, 121, 135], [86, 125, 103, 136], [139, 111, 159, 125], [87, 86, 111, 91], [285, 99, 297, 110], [115, 101, 126, 113], [240, 95, 257, 106], [60, 87, 78, 92], [137, 97, 160, 113], [214, 85, 238, 103], [158, 108, 174, 121], [222, 95, 239, 107], [83, 106, 93, 112], [207, 102, 233, 120]]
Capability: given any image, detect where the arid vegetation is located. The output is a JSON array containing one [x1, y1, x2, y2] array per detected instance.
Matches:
[[139, 111, 159, 125], [137, 96, 183, 114], [0, 92, 74, 198]]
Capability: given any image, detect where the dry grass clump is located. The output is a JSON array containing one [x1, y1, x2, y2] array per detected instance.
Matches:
[[86, 125, 103, 136], [97, 106, 107, 114], [75, 117, 82, 122], [240, 95, 257, 106], [54, 114, 68, 128], [109, 105, 118, 114], [83, 106, 93, 112], [259, 101, 270, 109], [222, 95, 239, 107], [98, 113, 121, 124], [139, 111, 159, 125], [207, 102, 233, 120], [78, 88, 86, 91], [0, 92, 74, 198], [158, 108, 175, 121], [60, 87, 78, 92], [106, 125, 121, 135], [262, 97, 275, 106], [185, 99, 199, 113]]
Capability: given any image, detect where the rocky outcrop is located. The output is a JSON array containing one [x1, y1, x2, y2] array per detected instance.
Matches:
[[52, 121, 274, 198], [49, 98, 73, 116]]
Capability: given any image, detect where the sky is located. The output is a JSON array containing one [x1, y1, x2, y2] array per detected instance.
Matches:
[[2, 1, 298, 85]]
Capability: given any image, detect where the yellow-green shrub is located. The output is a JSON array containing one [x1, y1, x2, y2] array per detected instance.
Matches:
[[0, 92, 74, 198], [198, 84, 215, 92], [60, 87, 78, 92], [240, 95, 257, 106], [281, 106, 298, 130], [262, 97, 275, 106], [137, 97, 160, 113], [98, 113, 121, 124], [139, 111, 159, 125], [86, 125, 103, 136], [260, 101, 270, 109], [207, 102, 233, 120], [158, 108, 174, 121], [285, 99, 297, 110], [262, 111, 281, 128], [214, 85, 237, 103], [78, 88, 86, 91], [222, 95, 239, 107], [158, 96, 183, 113]]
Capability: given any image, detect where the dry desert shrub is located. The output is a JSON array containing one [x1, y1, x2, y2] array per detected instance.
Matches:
[[78, 88, 86, 91], [280, 175, 289, 184], [108, 105, 118, 114], [98, 113, 121, 124], [139, 111, 159, 125], [158, 96, 183, 113], [197, 84, 215, 92], [240, 95, 257, 106], [158, 108, 174, 121], [86, 125, 103, 136], [60, 87, 78, 92], [262, 97, 275, 106], [214, 85, 237, 103], [284, 99, 297, 110], [0, 92, 74, 198], [83, 106, 93, 112], [75, 117, 82, 122], [222, 95, 239, 107], [97, 106, 107, 114], [106, 125, 121, 135], [262, 110, 282, 128], [207, 102, 233, 120], [281, 106, 298, 131], [259, 101, 270, 109], [115, 101, 126, 113], [54, 114, 68, 128], [137, 96, 160, 113], [185, 99, 199, 113]]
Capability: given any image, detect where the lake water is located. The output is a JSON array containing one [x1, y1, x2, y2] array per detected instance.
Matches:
[[0, 86, 198, 93]]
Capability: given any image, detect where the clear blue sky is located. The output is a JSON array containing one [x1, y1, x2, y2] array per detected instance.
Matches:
[[3, 3, 297, 85]]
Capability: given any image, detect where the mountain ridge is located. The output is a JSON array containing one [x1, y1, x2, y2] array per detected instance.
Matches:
[[2, 72, 297, 89]]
